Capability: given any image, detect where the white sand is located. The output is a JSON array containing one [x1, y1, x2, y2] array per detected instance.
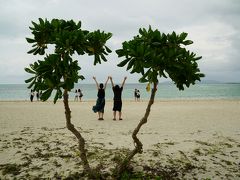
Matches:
[[0, 100, 240, 179]]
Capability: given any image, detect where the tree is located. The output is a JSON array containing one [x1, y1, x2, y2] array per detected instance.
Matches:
[[25, 18, 112, 177], [115, 26, 204, 176]]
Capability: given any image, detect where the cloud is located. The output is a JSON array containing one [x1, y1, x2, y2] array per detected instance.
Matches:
[[0, 0, 240, 83]]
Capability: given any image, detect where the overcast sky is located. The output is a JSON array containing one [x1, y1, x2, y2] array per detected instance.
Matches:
[[0, 0, 239, 84]]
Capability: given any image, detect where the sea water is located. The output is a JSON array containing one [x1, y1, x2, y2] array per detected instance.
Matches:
[[0, 83, 240, 101]]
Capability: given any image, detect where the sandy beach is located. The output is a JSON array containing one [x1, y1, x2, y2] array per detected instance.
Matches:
[[0, 99, 240, 179]]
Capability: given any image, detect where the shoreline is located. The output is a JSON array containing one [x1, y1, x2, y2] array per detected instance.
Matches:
[[0, 98, 240, 102]]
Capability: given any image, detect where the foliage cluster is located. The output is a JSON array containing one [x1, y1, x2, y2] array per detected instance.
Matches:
[[116, 26, 204, 90], [25, 18, 112, 103]]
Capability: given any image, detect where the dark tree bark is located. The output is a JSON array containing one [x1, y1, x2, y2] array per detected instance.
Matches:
[[63, 89, 92, 173], [115, 82, 158, 177]]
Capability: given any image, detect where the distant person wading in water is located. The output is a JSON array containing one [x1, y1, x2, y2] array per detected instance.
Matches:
[[92, 76, 109, 120], [110, 76, 127, 120]]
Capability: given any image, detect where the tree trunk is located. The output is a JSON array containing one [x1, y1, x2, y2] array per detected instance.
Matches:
[[63, 89, 92, 174], [115, 82, 158, 177]]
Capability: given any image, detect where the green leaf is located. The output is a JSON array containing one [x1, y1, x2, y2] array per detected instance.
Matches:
[[139, 28, 144, 35], [182, 40, 193, 45], [127, 59, 135, 71], [179, 32, 188, 41], [159, 69, 168, 78], [53, 91, 59, 104], [27, 78, 36, 89], [172, 31, 177, 39], [77, 21, 81, 28], [115, 49, 125, 57], [105, 46, 112, 53], [39, 48, 45, 55], [40, 89, 53, 101], [27, 47, 38, 54], [58, 89, 63, 98], [117, 59, 129, 67], [31, 21, 39, 29], [33, 48, 40, 55], [94, 55, 101, 65], [26, 38, 35, 43], [194, 56, 202, 61], [25, 68, 35, 74], [139, 68, 151, 82], [79, 75, 85, 80], [36, 83, 49, 91], [100, 54, 107, 62], [139, 76, 148, 83], [39, 18, 44, 25], [198, 73, 205, 78], [25, 77, 35, 83]]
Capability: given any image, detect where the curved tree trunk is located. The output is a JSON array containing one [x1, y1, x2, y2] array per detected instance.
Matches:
[[63, 89, 92, 173], [115, 82, 158, 177]]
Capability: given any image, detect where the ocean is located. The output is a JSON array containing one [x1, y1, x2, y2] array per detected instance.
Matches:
[[0, 83, 240, 101]]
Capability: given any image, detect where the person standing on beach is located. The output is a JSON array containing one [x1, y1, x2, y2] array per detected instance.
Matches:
[[92, 76, 109, 120], [78, 89, 83, 102], [110, 76, 127, 120], [74, 89, 78, 101], [134, 89, 138, 101], [30, 89, 34, 102], [136, 89, 140, 101]]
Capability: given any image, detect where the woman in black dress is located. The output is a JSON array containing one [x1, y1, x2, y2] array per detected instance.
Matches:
[[92, 76, 109, 120]]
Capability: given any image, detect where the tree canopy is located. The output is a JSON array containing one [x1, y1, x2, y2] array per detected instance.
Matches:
[[25, 18, 112, 103], [116, 26, 204, 90]]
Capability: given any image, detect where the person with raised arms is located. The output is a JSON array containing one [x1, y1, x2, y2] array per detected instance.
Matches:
[[109, 76, 127, 120], [92, 76, 109, 120]]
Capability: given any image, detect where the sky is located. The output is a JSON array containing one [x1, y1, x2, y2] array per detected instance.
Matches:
[[0, 0, 239, 84]]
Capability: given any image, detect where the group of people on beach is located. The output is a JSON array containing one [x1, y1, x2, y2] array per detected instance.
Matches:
[[30, 90, 42, 102], [74, 89, 83, 102], [134, 89, 141, 102], [92, 76, 127, 121], [29, 76, 139, 121]]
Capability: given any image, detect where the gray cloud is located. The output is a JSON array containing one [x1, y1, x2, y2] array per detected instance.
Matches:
[[0, 0, 240, 83]]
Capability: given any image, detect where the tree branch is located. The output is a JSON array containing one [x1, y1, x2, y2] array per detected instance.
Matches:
[[63, 89, 91, 173], [115, 82, 158, 177]]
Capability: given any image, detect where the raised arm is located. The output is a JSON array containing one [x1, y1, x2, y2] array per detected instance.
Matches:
[[93, 76, 99, 89], [104, 76, 110, 90], [109, 76, 114, 88], [121, 76, 127, 88]]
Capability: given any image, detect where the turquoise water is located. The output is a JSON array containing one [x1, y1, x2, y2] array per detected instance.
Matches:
[[0, 83, 240, 101]]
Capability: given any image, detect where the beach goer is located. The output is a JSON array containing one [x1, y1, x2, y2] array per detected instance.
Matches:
[[74, 89, 78, 101], [134, 89, 138, 101], [136, 90, 140, 101], [92, 76, 109, 120], [109, 76, 127, 120], [36, 91, 40, 101], [30, 89, 34, 102], [78, 89, 83, 102]]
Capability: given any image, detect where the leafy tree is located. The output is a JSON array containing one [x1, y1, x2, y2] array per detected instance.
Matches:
[[25, 18, 112, 177], [115, 26, 204, 176]]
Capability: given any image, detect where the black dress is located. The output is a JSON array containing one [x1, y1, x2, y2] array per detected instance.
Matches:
[[92, 89, 105, 113]]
